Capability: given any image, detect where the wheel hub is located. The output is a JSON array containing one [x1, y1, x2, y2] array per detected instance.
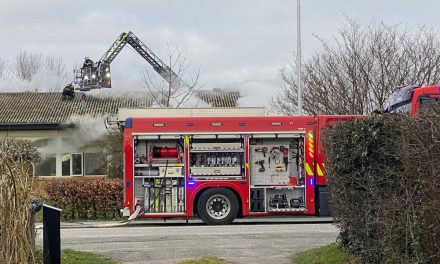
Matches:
[[212, 201, 224, 212], [206, 194, 231, 220]]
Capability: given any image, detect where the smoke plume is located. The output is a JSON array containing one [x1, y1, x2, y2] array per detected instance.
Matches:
[[38, 115, 109, 156]]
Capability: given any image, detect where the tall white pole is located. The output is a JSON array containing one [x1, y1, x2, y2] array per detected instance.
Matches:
[[296, 0, 302, 115]]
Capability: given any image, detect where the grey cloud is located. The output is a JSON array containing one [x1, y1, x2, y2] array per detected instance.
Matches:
[[1, 0, 439, 107]]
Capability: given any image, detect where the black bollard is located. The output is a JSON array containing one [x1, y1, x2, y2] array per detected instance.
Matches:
[[43, 204, 62, 264]]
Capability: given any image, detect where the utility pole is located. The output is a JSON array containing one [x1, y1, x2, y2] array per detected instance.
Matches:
[[296, 0, 302, 115]]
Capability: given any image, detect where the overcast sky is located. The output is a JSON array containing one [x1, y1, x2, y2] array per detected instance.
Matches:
[[0, 0, 438, 108]]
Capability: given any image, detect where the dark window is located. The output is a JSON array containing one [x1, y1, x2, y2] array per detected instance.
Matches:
[[62, 154, 71, 176], [390, 102, 411, 113], [420, 96, 440, 108], [84, 153, 106, 175], [36, 155, 56, 176], [72, 153, 83, 175]]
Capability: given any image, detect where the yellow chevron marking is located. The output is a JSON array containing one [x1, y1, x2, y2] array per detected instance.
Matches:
[[305, 163, 313, 176], [316, 163, 324, 177]]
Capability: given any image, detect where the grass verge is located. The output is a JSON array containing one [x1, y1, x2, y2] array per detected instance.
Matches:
[[36, 247, 118, 264], [179, 256, 230, 264], [291, 243, 353, 264]]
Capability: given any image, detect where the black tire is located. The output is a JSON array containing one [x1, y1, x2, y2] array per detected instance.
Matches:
[[197, 188, 239, 225]]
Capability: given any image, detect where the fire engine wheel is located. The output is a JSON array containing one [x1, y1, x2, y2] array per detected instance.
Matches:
[[197, 188, 239, 225]]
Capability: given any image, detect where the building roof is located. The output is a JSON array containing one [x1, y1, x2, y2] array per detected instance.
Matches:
[[0, 89, 243, 129], [0, 92, 152, 127], [196, 89, 241, 107]]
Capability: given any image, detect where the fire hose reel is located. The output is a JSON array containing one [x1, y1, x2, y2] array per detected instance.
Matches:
[[152, 146, 178, 158]]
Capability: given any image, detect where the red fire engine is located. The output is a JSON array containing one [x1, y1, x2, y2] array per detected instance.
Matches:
[[121, 114, 354, 224], [120, 84, 440, 225]]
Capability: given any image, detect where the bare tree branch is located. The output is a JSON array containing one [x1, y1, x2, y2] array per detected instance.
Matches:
[[141, 45, 201, 108], [15, 51, 42, 81], [0, 57, 7, 80], [272, 19, 440, 115], [44, 55, 67, 77]]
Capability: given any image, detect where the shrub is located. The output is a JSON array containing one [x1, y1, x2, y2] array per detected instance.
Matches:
[[44, 178, 123, 220], [324, 108, 440, 263], [0, 138, 40, 264]]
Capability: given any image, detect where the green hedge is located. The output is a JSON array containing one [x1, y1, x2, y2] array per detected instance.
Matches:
[[323, 108, 440, 263], [44, 178, 123, 220]]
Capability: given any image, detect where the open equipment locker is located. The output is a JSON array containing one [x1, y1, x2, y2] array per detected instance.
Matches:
[[133, 135, 186, 214], [248, 133, 307, 213], [189, 134, 245, 179]]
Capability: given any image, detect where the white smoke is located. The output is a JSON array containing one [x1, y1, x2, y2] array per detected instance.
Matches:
[[0, 71, 70, 92], [0, 53, 71, 92], [38, 115, 109, 156]]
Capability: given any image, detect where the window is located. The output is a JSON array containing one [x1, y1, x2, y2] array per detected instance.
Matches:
[[84, 153, 106, 175], [61, 152, 105, 176], [36, 154, 56, 176], [71, 153, 83, 176], [62, 153, 84, 176], [419, 95, 440, 108], [62, 154, 71, 176], [390, 102, 411, 113]]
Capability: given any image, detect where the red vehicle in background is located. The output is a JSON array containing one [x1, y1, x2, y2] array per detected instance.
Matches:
[[384, 84, 440, 114]]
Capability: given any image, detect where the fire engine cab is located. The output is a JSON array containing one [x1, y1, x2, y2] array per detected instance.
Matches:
[[120, 109, 351, 224], [385, 84, 440, 114]]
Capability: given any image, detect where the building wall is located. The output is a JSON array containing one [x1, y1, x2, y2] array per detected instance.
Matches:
[[0, 129, 61, 138], [1, 129, 107, 178]]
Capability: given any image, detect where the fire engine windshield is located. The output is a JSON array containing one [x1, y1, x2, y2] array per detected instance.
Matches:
[[384, 85, 418, 113], [419, 95, 440, 108]]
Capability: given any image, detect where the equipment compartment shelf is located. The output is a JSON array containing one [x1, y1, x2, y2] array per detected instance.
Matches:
[[267, 208, 305, 212], [189, 149, 244, 153], [265, 187, 306, 212], [134, 164, 184, 167], [190, 166, 242, 176], [141, 183, 183, 187], [135, 175, 184, 179], [134, 166, 184, 177], [142, 213, 186, 216], [191, 142, 243, 151], [263, 186, 305, 189]]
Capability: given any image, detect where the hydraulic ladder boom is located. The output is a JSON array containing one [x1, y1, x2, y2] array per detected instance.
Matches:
[[74, 31, 186, 91]]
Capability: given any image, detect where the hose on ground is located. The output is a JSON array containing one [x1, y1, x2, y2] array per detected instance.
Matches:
[[35, 206, 142, 229]]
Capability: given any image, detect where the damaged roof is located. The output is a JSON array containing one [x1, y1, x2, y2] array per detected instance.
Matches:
[[0, 92, 152, 127], [196, 89, 241, 107], [0, 89, 243, 129]]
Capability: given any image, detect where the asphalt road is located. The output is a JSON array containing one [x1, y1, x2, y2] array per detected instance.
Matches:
[[36, 219, 339, 264]]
